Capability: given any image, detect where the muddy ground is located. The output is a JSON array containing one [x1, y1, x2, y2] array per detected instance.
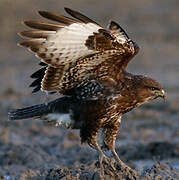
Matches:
[[0, 0, 179, 179]]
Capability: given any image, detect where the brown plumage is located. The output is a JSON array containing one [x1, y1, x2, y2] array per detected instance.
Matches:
[[8, 8, 166, 174]]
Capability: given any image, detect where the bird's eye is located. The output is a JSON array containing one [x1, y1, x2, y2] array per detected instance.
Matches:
[[150, 87, 155, 91], [149, 87, 159, 91]]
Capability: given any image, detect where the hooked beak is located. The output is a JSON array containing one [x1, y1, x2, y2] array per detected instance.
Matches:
[[158, 89, 167, 100]]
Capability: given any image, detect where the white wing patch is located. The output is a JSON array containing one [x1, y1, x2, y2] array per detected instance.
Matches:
[[41, 23, 100, 64], [20, 22, 101, 67]]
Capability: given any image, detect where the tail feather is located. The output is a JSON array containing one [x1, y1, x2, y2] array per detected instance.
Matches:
[[8, 96, 72, 121], [8, 103, 49, 120]]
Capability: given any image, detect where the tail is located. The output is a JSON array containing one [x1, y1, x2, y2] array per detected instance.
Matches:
[[8, 103, 50, 120], [8, 96, 72, 120]]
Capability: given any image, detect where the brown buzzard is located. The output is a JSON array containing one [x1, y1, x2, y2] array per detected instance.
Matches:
[[8, 8, 166, 173]]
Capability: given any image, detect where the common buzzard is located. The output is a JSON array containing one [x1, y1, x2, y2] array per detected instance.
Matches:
[[8, 8, 166, 174]]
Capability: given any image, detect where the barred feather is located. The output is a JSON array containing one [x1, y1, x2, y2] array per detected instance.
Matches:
[[18, 8, 138, 94]]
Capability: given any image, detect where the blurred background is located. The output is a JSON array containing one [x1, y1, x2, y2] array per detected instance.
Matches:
[[0, 0, 178, 178]]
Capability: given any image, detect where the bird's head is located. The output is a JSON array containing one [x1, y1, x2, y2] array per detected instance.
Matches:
[[134, 75, 166, 104]]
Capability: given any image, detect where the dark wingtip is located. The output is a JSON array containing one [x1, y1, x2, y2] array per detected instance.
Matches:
[[64, 7, 76, 17], [38, 10, 46, 16], [39, 62, 47, 66], [38, 10, 52, 19], [108, 21, 120, 30], [64, 7, 71, 13], [64, 7, 99, 25], [131, 40, 140, 55], [32, 86, 41, 93], [23, 21, 31, 27]]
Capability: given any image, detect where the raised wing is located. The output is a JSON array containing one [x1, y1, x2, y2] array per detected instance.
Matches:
[[19, 8, 102, 66], [18, 8, 139, 93]]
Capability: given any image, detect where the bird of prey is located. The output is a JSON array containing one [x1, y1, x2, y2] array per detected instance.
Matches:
[[8, 8, 166, 173]]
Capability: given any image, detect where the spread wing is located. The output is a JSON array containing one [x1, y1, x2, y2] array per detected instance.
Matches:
[[18, 8, 139, 93]]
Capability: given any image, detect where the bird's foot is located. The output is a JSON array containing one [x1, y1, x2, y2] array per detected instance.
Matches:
[[111, 150, 137, 175], [95, 156, 116, 177], [95, 157, 105, 177], [103, 156, 116, 171], [116, 161, 137, 177]]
